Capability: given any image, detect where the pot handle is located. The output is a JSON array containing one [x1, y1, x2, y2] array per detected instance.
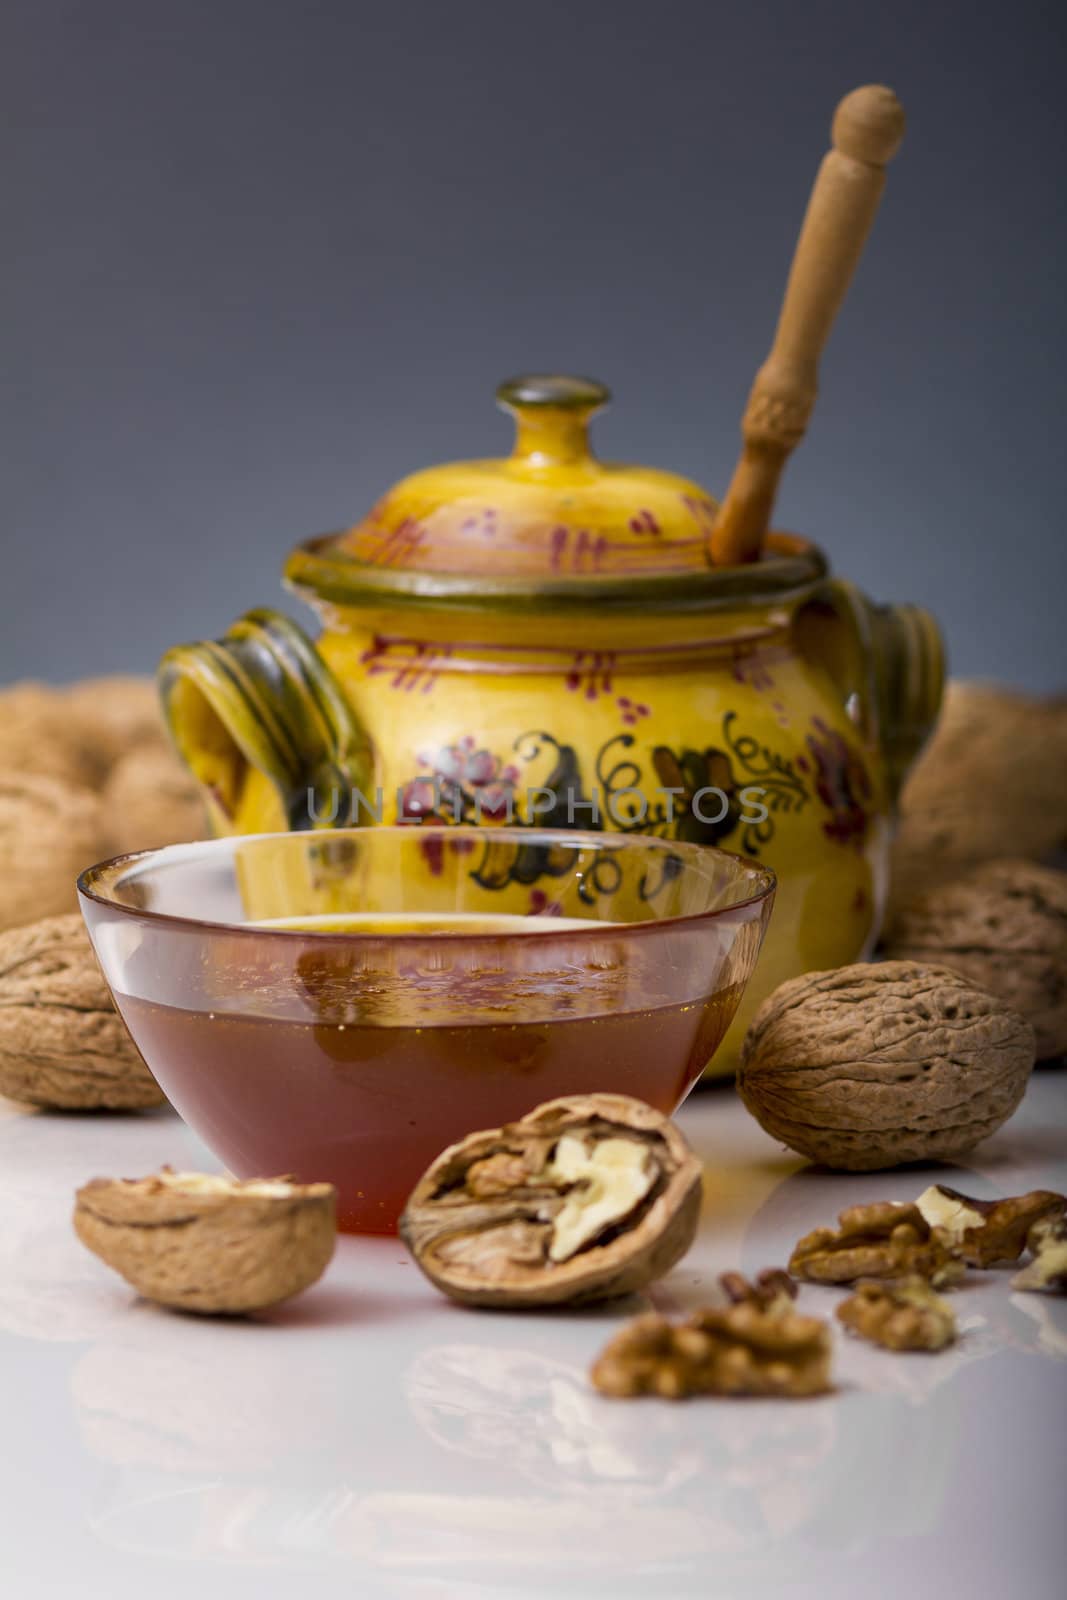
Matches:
[[158, 608, 374, 831], [793, 578, 945, 805]]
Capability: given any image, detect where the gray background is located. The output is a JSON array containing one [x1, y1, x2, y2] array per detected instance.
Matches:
[[4, 0, 1065, 690]]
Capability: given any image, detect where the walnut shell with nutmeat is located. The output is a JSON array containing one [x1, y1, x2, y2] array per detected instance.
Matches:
[[885, 861, 1067, 1059], [737, 962, 1035, 1171], [0, 913, 164, 1109], [0, 773, 106, 933], [400, 1093, 702, 1308], [74, 1169, 337, 1314]]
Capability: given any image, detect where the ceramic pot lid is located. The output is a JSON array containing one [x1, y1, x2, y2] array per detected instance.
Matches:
[[326, 375, 720, 581]]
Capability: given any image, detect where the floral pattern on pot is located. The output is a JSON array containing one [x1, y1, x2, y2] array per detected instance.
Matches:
[[804, 716, 874, 849], [393, 709, 870, 896]]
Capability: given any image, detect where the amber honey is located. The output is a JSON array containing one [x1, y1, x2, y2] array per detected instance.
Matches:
[[114, 912, 739, 1233]]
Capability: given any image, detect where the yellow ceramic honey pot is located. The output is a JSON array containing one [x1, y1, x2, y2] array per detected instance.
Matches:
[[159, 85, 944, 1071]]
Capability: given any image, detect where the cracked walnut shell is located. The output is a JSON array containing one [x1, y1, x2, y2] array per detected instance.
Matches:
[[885, 861, 1067, 1060], [789, 1202, 963, 1287], [0, 913, 164, 1109], [590, 1302, 833, 1399], [74, 1169, 337, 1314], [399, 1094, 702, 1307], [738, 962, 1035, 1171], [837, 1277, 957, 1352]]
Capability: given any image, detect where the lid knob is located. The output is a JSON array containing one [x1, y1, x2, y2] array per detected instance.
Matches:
[[496, 373, 610, 468]]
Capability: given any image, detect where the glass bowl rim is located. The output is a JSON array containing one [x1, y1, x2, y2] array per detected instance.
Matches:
[[77, 825, 776, 944]]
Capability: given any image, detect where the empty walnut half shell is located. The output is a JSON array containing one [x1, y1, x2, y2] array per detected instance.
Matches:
[[399, 1094, 703, 1308], [916, 1184, 1065, 1267], [74, 1169, 337, 1314]]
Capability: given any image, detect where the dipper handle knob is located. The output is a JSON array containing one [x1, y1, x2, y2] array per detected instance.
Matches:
[[709, 86, 905, 566]]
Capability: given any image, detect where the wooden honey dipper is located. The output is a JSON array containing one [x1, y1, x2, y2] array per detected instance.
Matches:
[[709, 85, 906, 566]]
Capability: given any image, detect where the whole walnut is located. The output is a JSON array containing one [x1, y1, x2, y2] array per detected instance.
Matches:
[[103, 745, 206, 854], [63, 676, 167, 772], [885, 861, 1067, 1059], [889, 681, 1067, 918], [0, 773, 105, 932], [737, 962, 1035, 1171], [0, 683, 104, 790], [0, 913, 164, 1109]]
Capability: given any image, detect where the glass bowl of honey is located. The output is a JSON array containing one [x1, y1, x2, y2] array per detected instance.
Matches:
[[79, 827, 775, 1232]]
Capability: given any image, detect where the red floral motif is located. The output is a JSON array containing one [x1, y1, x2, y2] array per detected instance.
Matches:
[[805, 717, 872, 848], [402, 736, 530, 880], [548, 526, 610, 574], [770, 697, 791, 730], [565, 651, 616, 699], [459, 506, 500, 538], [616, 695, 650, 727], [360, 635, 452, 695], [628, 509, 661, 536], [731, 655, 777, 693], [370, 515, 427, 568], [528, 888, 564, 917], [414, 832, 478, 878], [400, 737, 519, 845]]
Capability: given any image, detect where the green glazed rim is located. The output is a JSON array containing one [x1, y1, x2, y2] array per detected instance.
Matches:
[[284, 531, 830, 616]]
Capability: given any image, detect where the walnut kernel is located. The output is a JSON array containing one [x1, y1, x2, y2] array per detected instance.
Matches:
[[837, 1277, 957, 1352], [718, 1268, 797, 1315], [590, 1302, 833, 1399], [789, 1202, 963, 1288], [1012, 1214, 1067, 1295], [916, 1183, 1065, 1267]]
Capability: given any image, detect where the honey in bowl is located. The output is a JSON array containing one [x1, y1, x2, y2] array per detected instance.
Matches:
[[79, 827, 775, 1235], [116, 912, 743, 1232]]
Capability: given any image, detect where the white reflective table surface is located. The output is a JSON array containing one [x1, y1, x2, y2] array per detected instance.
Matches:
[[2, 1070, 1064, 1600]]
